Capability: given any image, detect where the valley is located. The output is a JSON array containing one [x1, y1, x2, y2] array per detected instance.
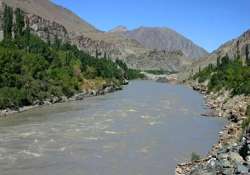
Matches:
[[0, 0, 249, 175]]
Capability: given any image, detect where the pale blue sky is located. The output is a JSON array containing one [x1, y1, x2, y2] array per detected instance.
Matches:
[[52, 0, 250, 52]]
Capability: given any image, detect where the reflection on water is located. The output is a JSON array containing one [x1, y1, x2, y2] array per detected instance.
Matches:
[[0, 80, 225, 175]]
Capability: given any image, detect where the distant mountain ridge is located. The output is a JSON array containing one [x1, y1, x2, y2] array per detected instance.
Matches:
[[109, 25, 128, 33], [0, 0, 206, 71], [109, 26, 208, 60], [177, 29, 250, 80]]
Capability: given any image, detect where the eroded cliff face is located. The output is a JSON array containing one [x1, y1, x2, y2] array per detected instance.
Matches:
[[0, 0, 191, 71], [0, 1, 69, 43], [192, 30, 250, 71], [177, 29, 250, 80]]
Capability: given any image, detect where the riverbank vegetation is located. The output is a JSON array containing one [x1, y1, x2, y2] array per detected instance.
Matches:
[[193, 55, 250, 96], [193, 54, 250, 130], [144, 69, 176, 75], [0, 6, 142, 110]]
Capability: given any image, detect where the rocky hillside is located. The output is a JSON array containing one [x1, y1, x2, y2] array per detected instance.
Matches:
[[114, 27, 208, 60], [1, 0, 98, 36], [193, 29, 250, 71], [109, 25, 128, 33], [177, 29, 250, 80], [0, 0, 193, 71]]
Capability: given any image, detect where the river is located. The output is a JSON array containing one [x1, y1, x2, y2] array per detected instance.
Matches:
[[0, 80, 225, 175]]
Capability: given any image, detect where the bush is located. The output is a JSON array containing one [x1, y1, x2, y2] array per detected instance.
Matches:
[[0, 87, 27, 109], [127, 69, 145, 80], [194, 58, 250, 95], [145, 69, 173, 75], [191, 152, 201, 162]]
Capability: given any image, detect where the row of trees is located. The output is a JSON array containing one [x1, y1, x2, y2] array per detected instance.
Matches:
[[193, 55, 250, 95], [0, 5, 143, 109], [3, 6, 26, 40]]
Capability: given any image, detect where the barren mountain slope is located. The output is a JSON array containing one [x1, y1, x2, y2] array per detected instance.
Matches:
[[178, 29, 250, 80], [111, 26, 208, 60], [2, 0, 97, 36], [0, 0, 192, 71]]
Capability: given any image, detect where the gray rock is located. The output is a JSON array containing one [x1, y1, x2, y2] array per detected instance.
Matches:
[[236, 163, 248, 174], [43, 101, 52, 105], [230, 152, 244, 163], [74, 93, 86, 101], [60, 96, 68, 103], [246, 156, 250, 162], [220, 159, 232, 168]]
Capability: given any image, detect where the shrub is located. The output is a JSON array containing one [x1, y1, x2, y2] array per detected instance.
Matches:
[[191, 152, 201, 162], [194, 58, 250, 95]]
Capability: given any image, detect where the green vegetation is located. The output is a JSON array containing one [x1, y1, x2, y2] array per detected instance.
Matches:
[[191, 152, 201, 162], [115, 60, 145, 80], [0, 6, 142, 110], [193, 54, 250, 95], [127, 69, 145, 80], [144, 69, 175, 75]]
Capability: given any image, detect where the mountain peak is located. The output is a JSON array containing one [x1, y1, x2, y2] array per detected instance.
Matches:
[[123, 27, 208, 60], [109, 25, 128, 33]]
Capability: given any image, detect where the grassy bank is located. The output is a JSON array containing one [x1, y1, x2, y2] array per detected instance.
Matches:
[[0, 6, 143, 110]]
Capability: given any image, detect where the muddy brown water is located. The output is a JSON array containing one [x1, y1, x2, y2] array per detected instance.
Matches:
[[0, 80, 225, 175]]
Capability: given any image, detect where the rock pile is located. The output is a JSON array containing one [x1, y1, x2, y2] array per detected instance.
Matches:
[[176, 80, 250, 175]]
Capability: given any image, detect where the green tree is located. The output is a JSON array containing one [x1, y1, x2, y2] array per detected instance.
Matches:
[[3, 5, 13, 40], [53, 34, 61, 49], [104, 52, 107, 59], [14, 8, 25, 38], [217, 56, 221, 67], [44, 27, 51, 46], [95, 49, 99, 58], [24, 18, 31, 51], [221, 54, 230, 67], [246, 45, 249, 66], [236, 40, 240, 60]]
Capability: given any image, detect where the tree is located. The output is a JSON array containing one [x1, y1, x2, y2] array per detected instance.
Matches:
[[104, 52, 107, 59], [44, 27, 51, 46], [217, 56, 221, 67], [236, 40, 240, 60], [24, 17, 31, 51], [54, 34, 61, 49], [14, 8, 25, 38], [221, 54, 230, 67], [3, 5, 13, 40], [95, 49, 99, 58], [246, 45, 249, 66]]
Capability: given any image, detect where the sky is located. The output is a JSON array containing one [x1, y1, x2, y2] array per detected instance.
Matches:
[[52, 0, 250, 52]]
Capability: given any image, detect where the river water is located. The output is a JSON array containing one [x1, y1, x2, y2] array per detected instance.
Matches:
[[0, 80, 225, 175]]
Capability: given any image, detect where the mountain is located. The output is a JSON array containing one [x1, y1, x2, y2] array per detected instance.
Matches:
[[1, 0, 98, 36], [178, 29, 250, 80], [0, 0, 193, 71], [120, 27, 208, 60], [109, 25, 128, 33], [193, 29, 250, 70]]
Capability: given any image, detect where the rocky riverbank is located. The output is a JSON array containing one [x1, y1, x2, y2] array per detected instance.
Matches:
[[176, 80, 250, 175], [0, 82, 123, 117], [142, 72, 178, 84]]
